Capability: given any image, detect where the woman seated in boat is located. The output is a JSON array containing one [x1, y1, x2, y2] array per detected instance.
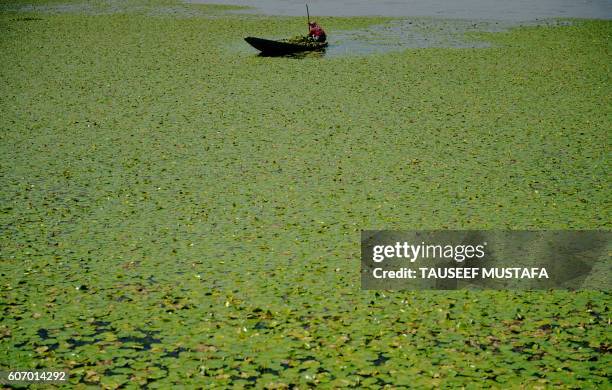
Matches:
[[308, 21, 327, 42]]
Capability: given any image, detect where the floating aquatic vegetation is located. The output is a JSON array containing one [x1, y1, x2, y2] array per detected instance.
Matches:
[[0, 0, 610, 387]]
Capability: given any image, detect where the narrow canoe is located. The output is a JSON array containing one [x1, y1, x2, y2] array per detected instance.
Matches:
[[244, 37, 327, 55]]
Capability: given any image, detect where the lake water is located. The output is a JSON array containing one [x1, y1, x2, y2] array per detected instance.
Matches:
[[190, 0, 612, 21]]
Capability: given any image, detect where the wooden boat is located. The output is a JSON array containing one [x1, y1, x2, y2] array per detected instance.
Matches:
[[244, 36, 327, 56]]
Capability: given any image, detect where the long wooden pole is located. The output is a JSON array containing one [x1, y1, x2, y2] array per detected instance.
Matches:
[[306, 4, 310, 28]]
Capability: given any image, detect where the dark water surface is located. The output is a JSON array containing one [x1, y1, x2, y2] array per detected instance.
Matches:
[[190, 0, 612, 20]]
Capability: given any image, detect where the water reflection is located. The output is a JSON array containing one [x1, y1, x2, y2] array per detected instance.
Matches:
[[258, 49, 326, 59]]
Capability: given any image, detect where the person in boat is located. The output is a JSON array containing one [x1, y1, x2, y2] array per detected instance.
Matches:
[[308, 21, 326, 42]]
